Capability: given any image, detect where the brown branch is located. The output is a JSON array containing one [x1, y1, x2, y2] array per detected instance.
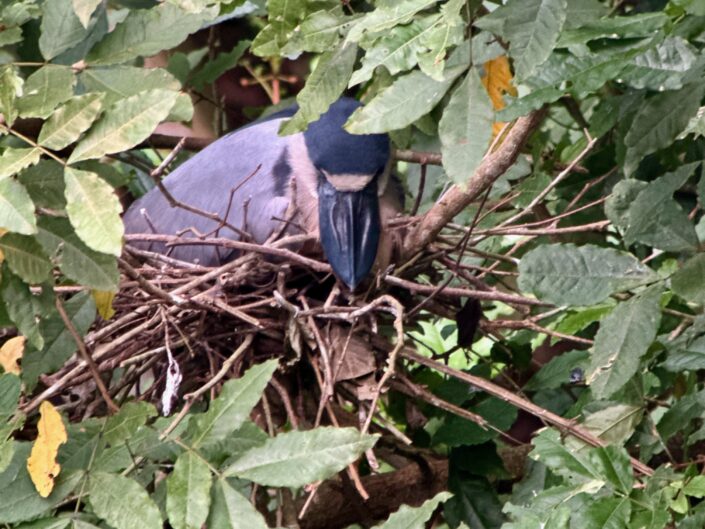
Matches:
[[400, 348, 654, 477], [403, 108, 548, 257]]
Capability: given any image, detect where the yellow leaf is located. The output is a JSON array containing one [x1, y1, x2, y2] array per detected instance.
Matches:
[[92, 290, 116, 320], [481, 56, 517, 137], [0, 336, 24, 375], [27, 401, 68, 498]]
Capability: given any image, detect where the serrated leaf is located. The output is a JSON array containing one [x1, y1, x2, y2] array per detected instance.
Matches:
[[223, 427, 378, 487], [620, 37, 699, 91], [64, 167, 123, 256], [518, 244, 657, 306], [346, 0, 438, 42], [191, 40, 249, 91], [39, 0, 90, 60], [672, 254, 705, 305], [345, 70, 456, 134], [68, 89, 177, 163], [570, 497, 631, 529], [624, 83, 705, 176], [103, 402, 157, 445], [0, 148, 41, 180], [439, 68, 493, 185], [79, 67, 182, 106], [36, 217, 119, 291], [16, 66, 75, 119], [88, 472, 162, 529], [166, 451, 212, 529], [604, 179, 647, 231], [0, 233, 51, 284], [280, 8, 357, 56], [662, 334, 705, 372], [373, 491, 452, 529], [86, 3, 217, 65], [0, 178, 36, 235], [251, 0, 312, 56], [72, 0, 101, 28], [556, 12, 668, 47], [38, 93, 105, 151], [207, 478, 268, 529], [280, 42, 358, 135], [587, 289, 661, 399], [531, 429, 601, 483], [21, 291, 95, 390], [186, 359, 277, 448], [27, 401, 68, 498]]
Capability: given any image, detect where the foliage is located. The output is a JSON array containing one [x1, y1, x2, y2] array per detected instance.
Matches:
[[1, 0, 705, 528]]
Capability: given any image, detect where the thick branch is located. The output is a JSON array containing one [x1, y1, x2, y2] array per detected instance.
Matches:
[[403, 108, 548, 257]]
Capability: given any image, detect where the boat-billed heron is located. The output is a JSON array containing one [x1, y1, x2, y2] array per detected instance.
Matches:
[[123, 98, 402, 289]]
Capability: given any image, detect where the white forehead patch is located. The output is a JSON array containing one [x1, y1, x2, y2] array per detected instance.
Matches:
[[323, 171, 374, 191]]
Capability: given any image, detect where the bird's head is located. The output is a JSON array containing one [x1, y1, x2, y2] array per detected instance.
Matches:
[[303, 99, 391, 290]]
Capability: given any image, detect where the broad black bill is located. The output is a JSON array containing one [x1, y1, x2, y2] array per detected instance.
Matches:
[[318, 177, 380, 290]]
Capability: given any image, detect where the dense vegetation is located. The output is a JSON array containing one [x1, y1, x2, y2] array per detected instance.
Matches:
[[2, 0, 705, 527]]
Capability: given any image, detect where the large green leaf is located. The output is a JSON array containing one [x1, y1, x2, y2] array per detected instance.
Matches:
[[587, 288, 662, 399], [68, 89, 177, 163], [186, 360, 278, 449], [207, 478, 269, 529], [518, 244, 657, 306], [280, 42, 358, 135], [36, 217, 119, 291], [250, 0, 312, 56], [345, 70, 456, 133], [63, 167, 123, 256], [39, 0, 90, 60], [103, 402, 157, 445], [346, 0, 438, 42], [79, 67, 181, 105], [88, 472, 162, 529], [0, 148, 41, 180], [569, 497, 631, 529], [191, 40, 250, 91], [524, 350, 590, 390], [86, 3, 217, 65], [16, 65, 75, 119], [223, 427, 378, 487], [620, 37, 699, 91], [672, 253, 705, 305], [21, 291, 96, 390], [280, 7, 357, 56], [373, 491, 452, 529], [38, 93, 105, 150], [166, 451, 212, 529], [0, 178, 36, 235], [623, 83, 705, 175], [72, 0, 102, 28], [438, 68, 493, 186], [556, 12, 668, 47], [0, 65, 22, 125], [0, 268, 46, 349], [0, 233, 51, 284], [531, 429, 601, 484]]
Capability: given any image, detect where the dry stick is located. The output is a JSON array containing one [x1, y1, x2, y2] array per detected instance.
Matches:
[[403, 108, 548, 257], [54, 297, 119, 414], [401, 348, 654, 477]]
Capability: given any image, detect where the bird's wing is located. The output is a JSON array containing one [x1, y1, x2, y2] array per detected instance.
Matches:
[[123, 118, 300, 265]]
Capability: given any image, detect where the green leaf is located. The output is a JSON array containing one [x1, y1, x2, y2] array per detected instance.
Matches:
[[0, 148, 41, 180], [604, 179, 647, 231], [166, 451, 212, 529], [63, 167, 123, 256], [570, 497, 631, 529], [672, 254, 705, 305], [207, 478, 269, 529], [345, 70, 456, 134], [280, 8, 357, 56], [251, 0, 312, 56], [68, 89, 177, 164], [433, 397, 518, 446], [620, 37, 699, 91], [79, 67, 182, 106], [524, 350, 590, 390], [16, 65, 75, 119], [223, 427, 378, 487], [531, 429, 601, 483], [21, 291, 95, 390], [588, 445, 634, 494], [38, 93, 105, 151], [186, 360, 278, 448], [683, 476, 705, 498], [103, 402, 157, 445], [623, 83, 705, 176], [88, 472, 162, 529], [72, 0, 102, 28], [36, 217, 119, 291], [86, 3, 216, 65], [587, 288, 662, 399], [280, 42, 358, 135], [518, 244, 657, 306], [0, 233, 51, 284], [623, 164, 700, 252], [497, 86, 564, 121], [191, 40, 250, 91], [553, 304, 614, 341], [373, 491, 452, 528], [662, 334, 705, 371], [0, 65, 23, 126], [0, 178, 37, 235], [38, 0, 90, 60], [0, 373, 21, 421], [347, 0, 438, 42], [439, 68, 493, 186], [570, 403, 643, 449], [0, 268, 45, 349], [556, 12, 668, 47]]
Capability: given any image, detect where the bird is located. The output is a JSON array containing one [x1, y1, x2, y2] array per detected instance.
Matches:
[[122, 97, 403, 290]]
